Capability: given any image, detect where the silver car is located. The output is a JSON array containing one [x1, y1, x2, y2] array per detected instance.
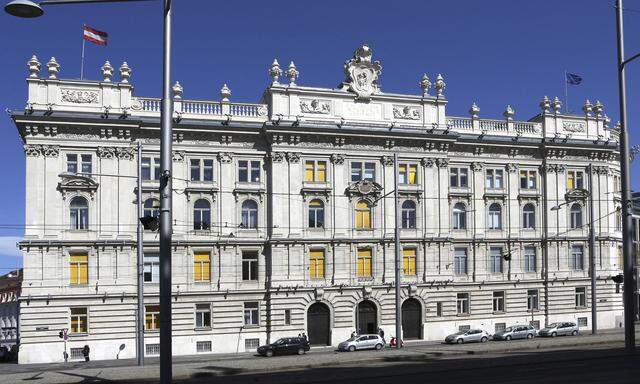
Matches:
[[444, 329, 491, 344], [538, 322, 579, 337], [338, 334, 385, 351], [492, 325, 536, 341]]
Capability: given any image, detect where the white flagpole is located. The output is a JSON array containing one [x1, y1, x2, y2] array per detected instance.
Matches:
[[564, 70, 568, 114], [80, 24, 86, 80]]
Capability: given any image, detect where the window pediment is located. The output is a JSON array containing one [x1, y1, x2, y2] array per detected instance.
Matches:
[[58, 175, 98, 200], [345, 180, 383, 201]]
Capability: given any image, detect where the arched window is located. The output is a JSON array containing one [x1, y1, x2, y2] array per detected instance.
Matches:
[[452, 202, 467, 230], [355, 200, 372, 229], [488, 203, 502, 230], [143, 198, 159, 219], [70, 196, 88, 230], [308, 199, 325, 228], [522, 203, 536, 229], [193, 199, 211, 230], [570, 203, 583, 229], [401, 200, 416, 229], [241, 200, 258, 229]]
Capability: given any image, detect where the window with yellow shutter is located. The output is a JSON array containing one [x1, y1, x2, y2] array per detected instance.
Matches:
[[357, 248, 372, 278], [145, 305, 160, 330], [355, 200, 372, 229], [70, 308, 88, 334], [194, 252, 211, 282], [398, 163, 418, 185], [305, 160, 327, 182], [70, 254, 88, 285], [309, 249, 325, 279], [402, 248, 417, 275]]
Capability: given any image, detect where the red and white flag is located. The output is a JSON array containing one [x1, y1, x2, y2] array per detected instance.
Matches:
[[83, 25, 108, 46]]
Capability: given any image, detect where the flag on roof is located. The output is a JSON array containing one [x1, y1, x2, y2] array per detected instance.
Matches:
[[566, 72, 582, 85], [83, 25, 108, 46]]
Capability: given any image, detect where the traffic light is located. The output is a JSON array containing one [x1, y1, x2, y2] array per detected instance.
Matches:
[[140, 216, 159, 231]]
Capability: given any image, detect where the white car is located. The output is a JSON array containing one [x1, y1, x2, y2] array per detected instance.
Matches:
[[338, 334, 385, 351]]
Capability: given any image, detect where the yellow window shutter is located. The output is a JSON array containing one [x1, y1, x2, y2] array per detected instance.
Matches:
[[70, 263, 78, 285], [194, 252, 210, 281], [409, 165, 417, 184], [305, 161, 314, 182], [317, 161, 326, 182]]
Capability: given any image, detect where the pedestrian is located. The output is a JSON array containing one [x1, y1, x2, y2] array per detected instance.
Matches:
[[378, 327, 385, 343], [82, 345, 90, 362], [302, 332, 308, 342], [298, 333, 302, 338], [351, 330, 357, 338]]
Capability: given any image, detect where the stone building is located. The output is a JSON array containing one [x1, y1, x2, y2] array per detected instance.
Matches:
[[10, 46, 624, 363], [0, 269, 21, 350]]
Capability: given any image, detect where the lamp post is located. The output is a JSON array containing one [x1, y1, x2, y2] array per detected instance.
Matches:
[[614, 0, 637, 352], [8, 0, 175, 378]]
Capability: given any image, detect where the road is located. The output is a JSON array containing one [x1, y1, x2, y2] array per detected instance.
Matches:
[[0, 330, 638, 383]]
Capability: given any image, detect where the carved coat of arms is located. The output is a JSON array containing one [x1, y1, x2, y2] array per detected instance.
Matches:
[[340, 45, 382, 101]]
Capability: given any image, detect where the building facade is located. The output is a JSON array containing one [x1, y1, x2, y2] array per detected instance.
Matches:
[[0, 269, 21, 350], [12, 47, 625, 364]]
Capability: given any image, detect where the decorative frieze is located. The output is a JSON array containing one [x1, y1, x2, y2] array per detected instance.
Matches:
[[563, 121, 586, 133], [392, 105, 421, 120], [61, 89, 99, 104], [300, 99, 331, 114]]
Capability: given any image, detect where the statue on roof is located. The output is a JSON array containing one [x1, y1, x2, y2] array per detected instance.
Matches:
[[339, 44, 382, 101]]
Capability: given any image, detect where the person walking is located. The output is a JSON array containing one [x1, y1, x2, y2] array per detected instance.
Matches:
[[302, 332, 308, 342], [351, 330, 357, 338], [378, 327, 385, 343]]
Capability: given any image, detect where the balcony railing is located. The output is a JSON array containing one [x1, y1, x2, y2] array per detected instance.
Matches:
[[136, 97, 267, 118]]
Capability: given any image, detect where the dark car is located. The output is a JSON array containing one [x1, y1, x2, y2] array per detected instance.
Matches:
[[257, 337, 310, 357]]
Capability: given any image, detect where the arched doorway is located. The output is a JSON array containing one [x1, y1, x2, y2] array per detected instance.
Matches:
[[402, 298, 422, 340], [307, 302, 331, 346], [357, 300, 377, 334]]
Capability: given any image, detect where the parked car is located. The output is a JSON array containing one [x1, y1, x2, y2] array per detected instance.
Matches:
[[538, 322, 579, 337], [492, 325, 536, 341], [257, 337, 310, 357], [338, 334, 385, 351], [444, 329, 491, 344]]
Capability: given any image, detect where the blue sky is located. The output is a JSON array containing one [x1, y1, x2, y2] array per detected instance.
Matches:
[[0, 0, 638, 272]]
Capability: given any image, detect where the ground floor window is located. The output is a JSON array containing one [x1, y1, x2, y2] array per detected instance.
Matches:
[[244, 302, 259, 326], [146, 344, 160, 356], [527, 289, 539, 311], [456, 293, 470, 314], [575, 287, 587, 308], [245, 338, 260, 350], [492, 291, 505, 312], [578, 317, 588, 327], [196, 341, 212, 353]]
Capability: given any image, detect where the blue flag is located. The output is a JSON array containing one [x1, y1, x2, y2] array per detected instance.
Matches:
[[566, 73, 582, 85]]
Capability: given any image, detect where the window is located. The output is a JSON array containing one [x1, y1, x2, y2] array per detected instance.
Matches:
[[309, 249, 325, 279], [351, 162, 375, 181], [143, 198, 159, 219], [190, 159, 214, 182], [196, 341, 212, 353], [355, 200, 372, 229], [452, 202, 467, 230], [193, 252, 211, 282], [245, 338, 260, 350], [401, 200, 417, 229], [495, 323, 506, 333], [575, 287, 587, 307], [69, 196, 89, 230], [524, 246, 537, 272], [454, 248, 468, 276], [519, 170, 537, 189], [615, 208, 622, 231], [146, 344, 160, 356], [238, 160, 260, 182], [450, 167, 468, 187], [492, 291, 505, 312], [305, 160, 327, 182], [141, 157, 161, 181], [70, 308, 88, 334], [458, 325, 471, 332], [70, 254, 88, 285], [195, 304, 211, 328], [357, 248, 372, 278], [70, 348, 84, 360], [243, 302, 259, 326], [242, 251, 258, 281], [241, 200, 258, 229], [284, 309, 292, 326], [522, 203, 536, 229], [67, 154, 92, 175], [614, 174, 621, 192], [144, 254, 159, 283], [567, 170, 584, 190], [485, 169, 504, 189], [193, 199, 211, 230], [145, 305, 160, 330], [570, 203, 583, 229], [527, 289, 539, 311], [402, 248, 417, 275], [570, 245, 584, 270], [398, 163, 417, 184], [308, 199, 325, 228], [488, 203, 502, 230], [436, 302, 443, 317], [490, 247, 503, 273], [456, 293, 470, 315], [578, 317, 588, 327]]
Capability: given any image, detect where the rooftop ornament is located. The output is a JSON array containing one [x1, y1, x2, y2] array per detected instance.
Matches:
[[101, 60, 114, 82], [119, 61, 131, 83], [503, 105, 515, 120], [593, 100, 603, 117], [419, 74, 431, 96], [268, 59, 282, 86], [339, 44, 382, 101], [171, 81, 183, 100], [220, 83, 231, 102], [552, 96, 562, 114], [27, 55, 40, 78], [46, 57, 59, 79], [583, 99, 593, 117], [434, 74, 446, 97], [469, 102, 480, 118], [285, 61, 299, 86], [539, 96, 550, 113]]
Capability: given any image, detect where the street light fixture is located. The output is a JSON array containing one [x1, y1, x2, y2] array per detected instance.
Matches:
[[7, 0, 175, 379]]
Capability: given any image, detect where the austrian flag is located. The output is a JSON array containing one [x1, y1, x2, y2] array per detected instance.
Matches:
[[83, 25, 108, 46]]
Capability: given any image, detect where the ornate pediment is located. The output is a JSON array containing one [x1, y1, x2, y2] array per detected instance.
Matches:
[[57, 174, 99, 199], [339, 45, 382, 101], [345, 180, 383, 201]]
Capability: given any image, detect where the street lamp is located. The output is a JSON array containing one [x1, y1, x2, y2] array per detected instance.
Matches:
[[7, 0, 175, 379]]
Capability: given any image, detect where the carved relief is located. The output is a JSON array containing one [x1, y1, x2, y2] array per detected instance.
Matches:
[[339, 44, 382, 101], [380, 156, 394, 166], [330, 154, 345, 165], [286, 152, 301, 163], [393, 105, 421, 120], [471, 162, 484, 171], [300, 99, 331, 114], [61, 89, 99, 104], [421, 158, 435, 167], [563, 121, 586, 133], [217, 152, 233, 163], [41, 145, 59, 157], [435, 158, 449, 168], [172, 151, 185, 162], [23, 144, 41, 157], [506, 163, 518, 173], [269, 152, 286, 163], [117, 147, 135, 160], [97, 147, 116, 159]]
